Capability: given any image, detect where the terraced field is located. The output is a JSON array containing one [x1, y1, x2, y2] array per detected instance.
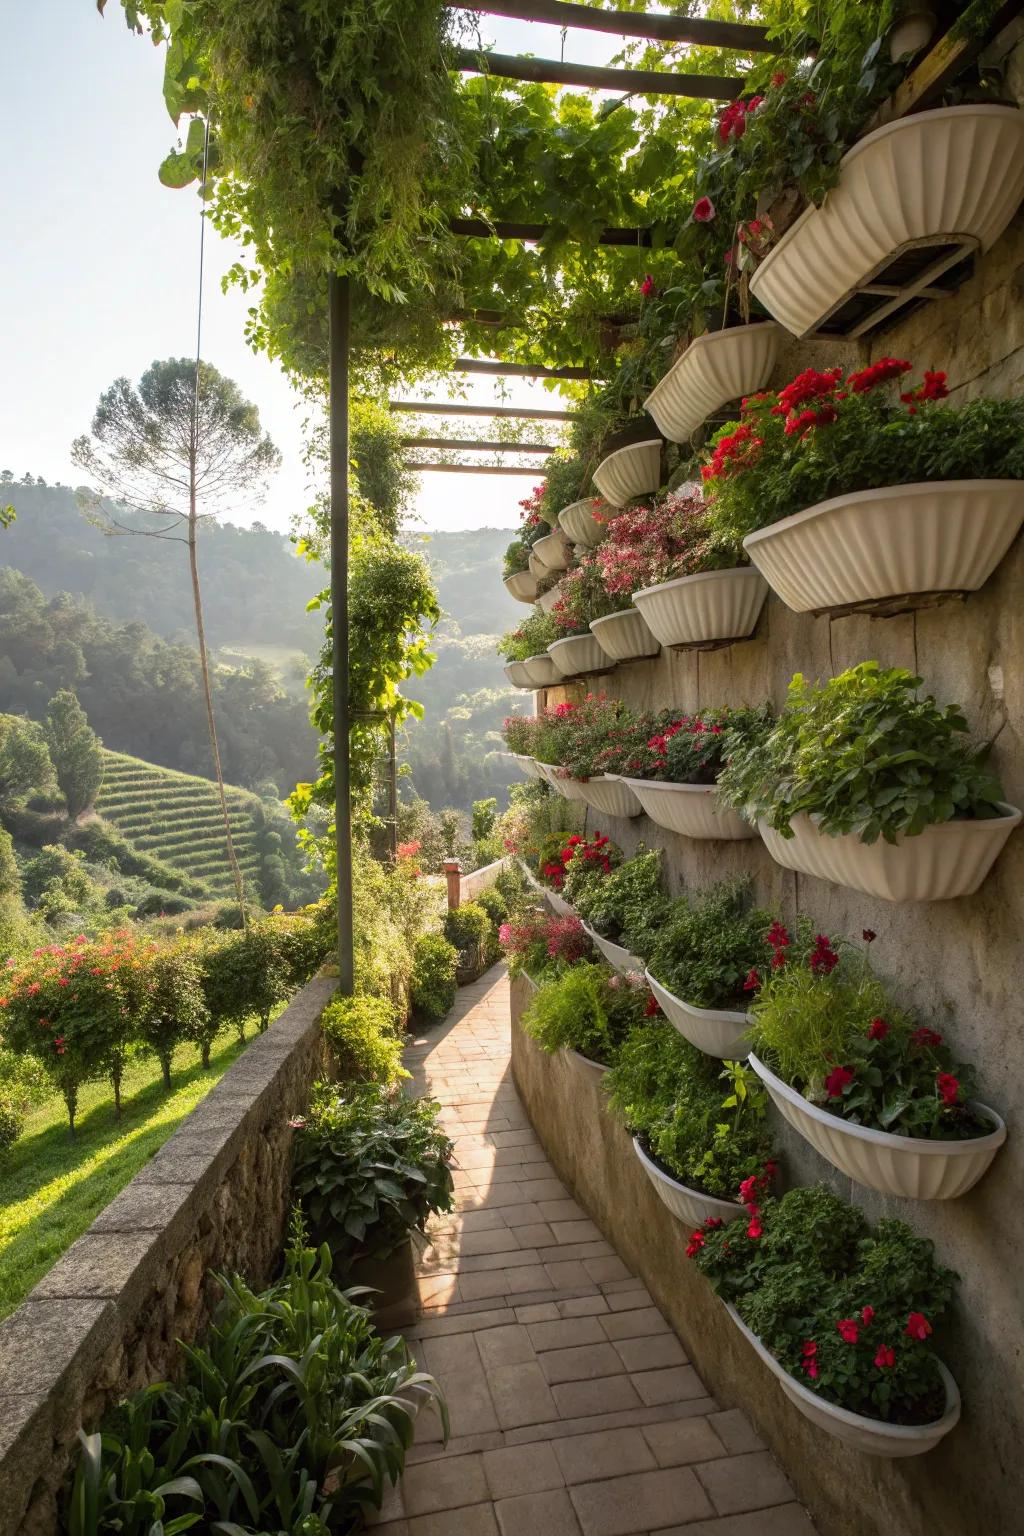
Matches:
[[96, 751, 265, 898]]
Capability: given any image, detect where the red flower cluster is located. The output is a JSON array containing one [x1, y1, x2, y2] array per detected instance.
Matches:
[[847, 358, 911, 394], [738, 1162, 775, 1240], [766, 919, 790, 971], [717, 94, 763, 143], [639, 274, 657, 297], [901, 369, 950, 410], [771, 367, 843, 416], [867, 1017, 889, 1041], [702, 422, 763, 483], [809, 934, 838, 975], [824, 1064, 854, 1099], [936, 1072, 961, 1107], [906, 1311, 932, 1341], [685, 1214, 724, 1259], [692, 195, 716, 223], [742, 966, 760, 992], [911, 1026, 943, 1049], [801, 1339, 819, 1379]]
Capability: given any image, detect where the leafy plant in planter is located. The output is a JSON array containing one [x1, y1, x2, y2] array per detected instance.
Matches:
[[606, 1019, 776, 1200], [292, 1084, 454, 1263], [498, 609, 558, 663], [748, 924, 991, 1139], [550, 554, 628, 637], [584, 848, 671, 961], [717, 663, 1005, 843], [690, 1184, 957, 1426], [321, 992, 407, 1086], [648, 880, 777, 1012], [558, 831, 620, 905], [503, 484, 550, 578], [702, 361, 1024, 547], [623, 705, 772, 785], [409, 932, 459, 1021], [523, 961, 657, 1067], [499, 909, 592, 981], [597, 490, 743, 594], [444, 901, 491, 975], [550, 695, 659, 781]]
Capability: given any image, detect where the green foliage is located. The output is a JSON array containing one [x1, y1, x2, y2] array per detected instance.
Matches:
[[0, 1046, 48, 1155], [717, 664, 1005, 843], [471, 798, 497, 844], [66, 1235, 446, 1534], [606, 1021, 774, 1200], [648, 881, 775, 1012], [522, 962, 652, 1067], [0, 712, 54, 810], [320, 993, 406, 1086], [44, 690, 104, 820], [443, 901, 491, 967], [499, 907, 591, 983], [138, 946, 212, 1090], [292, 1085, 454, 1262], [583, 849, 670, 960], [475, 885, 509, 963], [497, 609, 558, 664], [409, 933, 459, 1022], [0, 824, 20, 901], [349, 843, 439, 1010]]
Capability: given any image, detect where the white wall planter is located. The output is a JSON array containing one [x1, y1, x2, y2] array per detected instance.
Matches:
[[503, 661, 534, 690], [616, 778, 756, 841], [632, 1137, 743, 1229], [548, 633, 610, 680], [536, 763, 591, 803], [568, 1048, 609, 1083], [632, 568, 768, 651], [590, 608, 660, 664], [743, 481, 1024, 615], [748, 105, 1024, 338], [645, 969, 749, 1059], [644, 323, 783, 443], [558, 498, 608, 550], [748, 1053, 1006, 1200], [576, 774, 644, 820], [758, 806, 1022, 902], [520, 652, 560, 689], [537, 581, 564, 615], [592, 439, 662, 508], [528, 549, 549, 580], [504, 570, 540, 603], [725, 1305, 961, 1457], [508, 753, 543, 780], [583, 923, 645, 975], [533, 531, 572, 573]]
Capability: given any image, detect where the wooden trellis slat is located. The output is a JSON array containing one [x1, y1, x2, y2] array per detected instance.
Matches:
[[453, 47, 743, 99], [389, 401, 574, 420], [401, 436, 558, 450], [448, 1, 777, 53]]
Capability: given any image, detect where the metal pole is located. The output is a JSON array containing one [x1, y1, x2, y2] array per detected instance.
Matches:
[[388, 714, 398, 862], [329, 271, 354, 993]]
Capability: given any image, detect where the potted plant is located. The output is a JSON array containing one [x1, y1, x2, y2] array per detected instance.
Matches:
[[645, 321, 783, 444], [572, 848, 671, 973], [614, 705, 767, 839], [607, 1018, 778, 1227], [746, 924, 1006, 1198], [545, 559, 619, 680], [522, 959, 658, 1078], [532, 526, 573, 574], [645, 881, 776, 1057], [603, 490, 768, 651], [499, 908, 593, 984], [702, 362, 1024, 614], [501, 710, 545, 779], [291, 1083, 455, 1329], [689, 1185, 961, 1455], [592, 437, 663, 508], [541, 695, 655, 818], [718, 663, 1021, 901], [531, 829, 616, 919], [498, 611, 560, 690], [558, 495, 613, 550]]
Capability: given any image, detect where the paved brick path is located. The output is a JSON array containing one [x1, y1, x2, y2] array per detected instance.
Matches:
[[370, 965, 815, 1536]]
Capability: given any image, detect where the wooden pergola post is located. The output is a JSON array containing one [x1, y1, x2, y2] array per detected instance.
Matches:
[[328, 270, 355, 993]]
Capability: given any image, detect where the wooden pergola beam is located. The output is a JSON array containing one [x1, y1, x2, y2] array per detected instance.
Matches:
[[451, 216, 653, 245], [872, 1, 1024, 125], [453, 356, 591, 378], [401, 436, 558, 451], [403, 461, 546, 474], [449, 1, 777, 53], [453, 47, 743, 99], [390, 400, 574, 420]]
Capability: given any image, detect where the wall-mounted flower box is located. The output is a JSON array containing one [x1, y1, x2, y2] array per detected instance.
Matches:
[[503, 661, 535, 690], [592, 439, 662, 508], [547, 633, 610, 680], [590, 608, 661, 665], [616, 778, 756, 841], [725, 1304, 961, 1457], [520, 652, 560, 689], [528, 549, 548, 580], [645, 968, 749, 1058], [758, 806, 1021, 902], [748, 1053, 1006, 1200], [504, 570, 540, 603], [508, 753, 544, 780], [558, 498, 607, 550], [582, 922, 645, 975], [535, 762, 590, 803], [537, 580, 564, 615], [748, 106, 1024, 339], [632, 567, 768, 651], [576, 774, 644, 820], [632, 1136, 743, 1229], [533, 530, 572, 573], [743, 481, 1024, 617], [644, 323, 783, 443]]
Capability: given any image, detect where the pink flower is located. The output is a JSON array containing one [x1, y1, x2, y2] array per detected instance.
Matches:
[[692, 196, 716, 223], [287, 1116, 307, 1130]]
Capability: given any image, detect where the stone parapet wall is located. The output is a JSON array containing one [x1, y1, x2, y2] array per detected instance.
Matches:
[[0, 975, 336, 1536]]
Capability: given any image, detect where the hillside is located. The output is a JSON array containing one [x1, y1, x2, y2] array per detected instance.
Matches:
[[96, 750, 265, 899]]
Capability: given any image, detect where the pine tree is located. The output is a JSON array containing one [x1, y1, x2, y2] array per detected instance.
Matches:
[[44, 689, 104, 820]]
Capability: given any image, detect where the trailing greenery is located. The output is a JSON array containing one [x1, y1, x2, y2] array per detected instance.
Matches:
[[717, 664, 1005, 843], [648, 881, 776, 1012], [292, 1086, 454, 1263], [522, 962, 654, 1068], [498, 610, 558, 664], [409, 932, 459, 1022]]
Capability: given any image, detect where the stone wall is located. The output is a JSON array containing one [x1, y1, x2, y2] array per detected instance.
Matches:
[[0, 975, 336, 1536], [530, 207, 1024, 1532]]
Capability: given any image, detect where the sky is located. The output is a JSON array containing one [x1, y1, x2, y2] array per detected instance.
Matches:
[[0, 1, 620, 535]]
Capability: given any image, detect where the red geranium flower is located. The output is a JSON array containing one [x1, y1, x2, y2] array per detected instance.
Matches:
[[743, 967, 760, 992], [874, 1344, 896, 1369], [912, 1026, 943, 1048], [692, 195, 716, 223], [936, 1072, 961, 1107], [640, 274, 656, 298], [836, 1318, 859, 1344], [868, 1017, 889, 1041], [861, 1305, 875, 1327], [847, 358, 912, 393], [824, 1065, 854, 1099], [905, 1312, 933, 1341]]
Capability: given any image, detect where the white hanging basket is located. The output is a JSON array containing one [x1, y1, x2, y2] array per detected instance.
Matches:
[[520, 652, 561, 689], [568, 1047, 609, 1082], [645, 968, 750, 1059], [528, 549, 549, 580], [615, 778, 756, 841], [725, 1305, 961, 1457], [632, 1138, 743, 1228], [583, 923, 646, 975], [743, 481, 1024, 616], [644, 323, 783, 443], [504, 570, 540, 603], [758, 807, 1021, 902], [503, 661, 535, 690], [632, 568, 768, 651], [508, 753, 544, 780], [592, 439, 662, 508], [748, 105, 1024, 338], [576, 774, 644, 820], [589, 608, 661, 664], [748, 1053, 1006, 1200], [537, 580, 564, 615], [547, 633, 611, 679], [533, 530, 572, 573], [558, 498, 608, 550], [536, 763, 591, 803]]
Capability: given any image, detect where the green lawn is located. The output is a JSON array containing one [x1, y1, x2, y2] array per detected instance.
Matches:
[[0, 1026, 251, 1319]]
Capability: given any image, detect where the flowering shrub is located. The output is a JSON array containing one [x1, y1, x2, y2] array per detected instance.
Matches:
[[497, 609, 558, 663], [578, 848, 670, 962], [623, 704, 771, 785], [606, 1019, 777, 1200], [522, 961, 657, 1067], [717, 663, 1006, 843], [502, 484, 550, 577], [502, 712, 541, 760], [749, 924, 992, 1140], [550, 553, 628, 637], [499, 909, 591, 980], [701, 360, 1024, 546], [690, 1184, 957, 1425], [648, 880, 778, 1013], [596, 491, 743, 594], [543, 831, 619, 896]]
